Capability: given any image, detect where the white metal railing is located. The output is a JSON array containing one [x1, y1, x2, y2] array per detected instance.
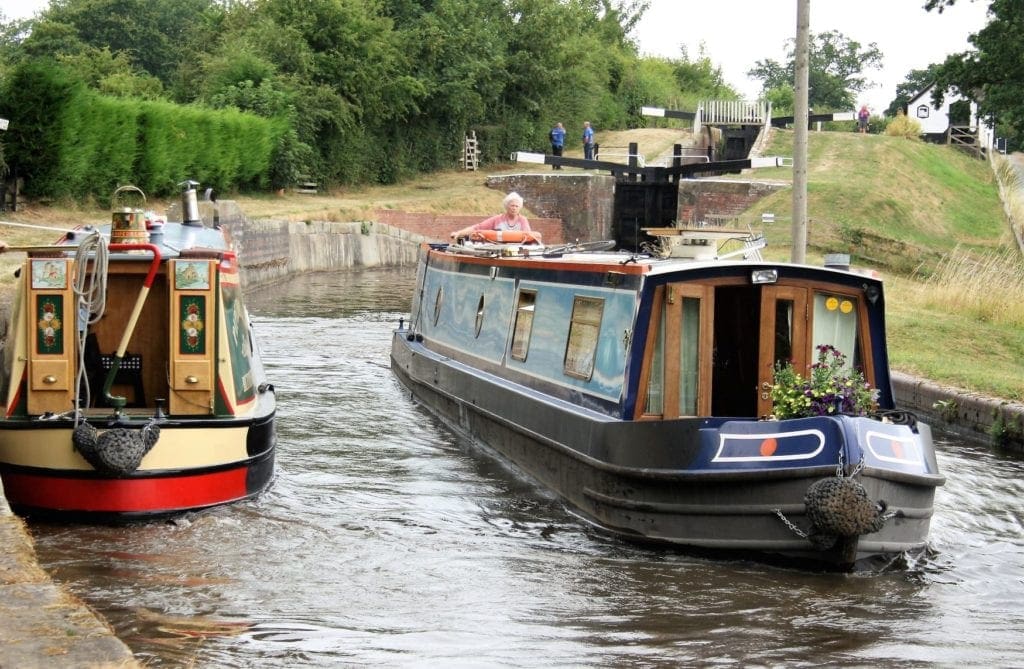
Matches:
[[699, 100, 770, 126]]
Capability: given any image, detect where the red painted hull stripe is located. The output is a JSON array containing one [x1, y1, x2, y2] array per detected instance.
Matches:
[[1, 468, 250, 512]]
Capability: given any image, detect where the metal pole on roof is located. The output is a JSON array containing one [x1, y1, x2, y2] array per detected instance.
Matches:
[[791, 0, 810, 263]]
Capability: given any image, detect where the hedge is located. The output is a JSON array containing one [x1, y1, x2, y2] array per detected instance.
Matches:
[[1, 60, 285, 199]]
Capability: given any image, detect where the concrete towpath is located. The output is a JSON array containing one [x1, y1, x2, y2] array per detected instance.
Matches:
[[0, 481, 139, 668]]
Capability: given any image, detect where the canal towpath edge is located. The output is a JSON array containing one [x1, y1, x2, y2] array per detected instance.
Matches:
[[0, 485, 139, 668]]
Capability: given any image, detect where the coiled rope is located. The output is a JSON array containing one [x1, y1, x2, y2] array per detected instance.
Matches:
[[71, 230, 109, 419]]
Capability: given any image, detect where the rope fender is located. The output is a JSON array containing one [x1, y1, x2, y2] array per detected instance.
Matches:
[[72, 422, 161, 476], [803, 476, 888, 550]]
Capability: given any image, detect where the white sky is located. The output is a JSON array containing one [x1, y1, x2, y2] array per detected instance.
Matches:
[[632, 0, 991, 114], [5, 0, 991, 114]]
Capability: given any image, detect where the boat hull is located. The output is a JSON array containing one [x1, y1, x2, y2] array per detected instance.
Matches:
[[392, 332, 943, 570], [0, 410, 275, 521]]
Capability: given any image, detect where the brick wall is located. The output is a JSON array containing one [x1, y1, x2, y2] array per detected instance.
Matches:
[[374, 210, 565, 245], [484, 173, 616, 241], [676, 179, 786, 225]]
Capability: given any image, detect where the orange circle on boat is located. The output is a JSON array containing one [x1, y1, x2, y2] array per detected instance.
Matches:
[[825, 296, 839, 311], [760, 438, 778, 457]]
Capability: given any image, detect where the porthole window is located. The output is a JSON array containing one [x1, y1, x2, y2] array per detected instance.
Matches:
[[432, 286, 444, 326], [916, 105, 929, 119], [474, 294, 485, 338]]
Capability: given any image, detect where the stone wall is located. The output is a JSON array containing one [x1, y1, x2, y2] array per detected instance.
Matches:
[[198, 201, 423, 288], [892, 372, 1024, 451]]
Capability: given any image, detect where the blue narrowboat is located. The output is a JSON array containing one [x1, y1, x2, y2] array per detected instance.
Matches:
[[390, 230, 944, 570]]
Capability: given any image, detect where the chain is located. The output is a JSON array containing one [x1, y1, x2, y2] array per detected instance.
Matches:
[[850, 454, 866, 477], [773, 508, 808, 538], [836, 445, 845, 477]]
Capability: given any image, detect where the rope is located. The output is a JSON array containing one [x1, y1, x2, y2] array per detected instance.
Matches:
[[72, 231, 109, 420]]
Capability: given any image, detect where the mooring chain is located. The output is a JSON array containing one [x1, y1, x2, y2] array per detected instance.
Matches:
[[774, 448, 872, 536], [773, 508, 808, 538]]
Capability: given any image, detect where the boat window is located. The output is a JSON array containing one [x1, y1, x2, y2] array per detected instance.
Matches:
[[645, 310, 665, 414], [510, 290, 536, 361], [432, 286, 444, 327], [679, 297, 700, 415], [564, 296, 604, 380], [774, 299, 795, 368], [812, 292, 859, 371], [474, 294, 485, 338]]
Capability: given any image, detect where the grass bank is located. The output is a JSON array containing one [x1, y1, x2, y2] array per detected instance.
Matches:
[[1, 127, 1021, 401]]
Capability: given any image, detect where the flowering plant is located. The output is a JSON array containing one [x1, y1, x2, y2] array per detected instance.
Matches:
[[771, 344, 877, 419]]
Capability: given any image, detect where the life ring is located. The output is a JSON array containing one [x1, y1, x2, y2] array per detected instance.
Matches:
[[470, 229, 542, 244]]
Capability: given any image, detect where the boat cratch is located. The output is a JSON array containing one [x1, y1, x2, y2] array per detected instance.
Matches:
[[390, 228, 944, 570], [0, 183, 276, 520]]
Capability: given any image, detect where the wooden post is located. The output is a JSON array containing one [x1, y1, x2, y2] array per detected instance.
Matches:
[[791, 0, 810, 264]]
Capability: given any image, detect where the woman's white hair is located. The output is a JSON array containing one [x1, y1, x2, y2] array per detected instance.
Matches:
[[503, 192, 524, 207]]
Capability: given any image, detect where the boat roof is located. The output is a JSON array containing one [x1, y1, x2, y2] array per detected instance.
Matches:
[[429, 242, 883, 285], [58, 221, 232, 259]]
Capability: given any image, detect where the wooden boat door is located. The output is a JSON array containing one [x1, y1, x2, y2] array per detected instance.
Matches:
[[637, 283, 713, 418], [756, 285, 808, 417]]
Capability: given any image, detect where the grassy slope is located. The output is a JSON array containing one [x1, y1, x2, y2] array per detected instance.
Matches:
[[1, 127, 1021, 400]]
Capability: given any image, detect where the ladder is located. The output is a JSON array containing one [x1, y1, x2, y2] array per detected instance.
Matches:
[[462, 131, 479, 171]]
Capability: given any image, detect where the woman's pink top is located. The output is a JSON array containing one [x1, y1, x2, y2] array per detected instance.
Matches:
[[474, 213, 531, 232]]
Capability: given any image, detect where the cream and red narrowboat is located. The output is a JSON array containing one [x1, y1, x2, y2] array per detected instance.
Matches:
[[0, 184, 275, 520]]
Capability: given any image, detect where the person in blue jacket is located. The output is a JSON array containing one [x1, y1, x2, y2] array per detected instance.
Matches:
[[549, 122, 565, 169], [582, 121, 595, 160]]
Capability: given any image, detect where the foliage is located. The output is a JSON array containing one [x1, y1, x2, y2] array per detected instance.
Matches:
[[33, 0, 220, 89], [0, 0, 723, 195], [884, 111, 923, 139], [748, 30, 883, 111], [771, 345, 876, 419], [886, 64, 941, 117], [0, 59, 282, 197], [928, 0, 1024, 148]]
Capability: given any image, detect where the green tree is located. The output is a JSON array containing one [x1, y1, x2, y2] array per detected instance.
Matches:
[[886, 65, 941, 117], [928, 0, 1024, 146], [30, 0, 220, 88], [747, 30, 883, 111]]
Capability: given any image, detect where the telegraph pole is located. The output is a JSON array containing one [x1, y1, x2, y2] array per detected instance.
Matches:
[[791, 0, 810, 263]]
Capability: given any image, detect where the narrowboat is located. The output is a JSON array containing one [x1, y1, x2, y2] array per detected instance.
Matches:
[[390, 229, 944, 570], [0, 183, 276, 520]]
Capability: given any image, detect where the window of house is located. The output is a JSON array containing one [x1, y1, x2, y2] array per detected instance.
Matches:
[[563, 296, 604, 380], [916, 105, 930, 119]]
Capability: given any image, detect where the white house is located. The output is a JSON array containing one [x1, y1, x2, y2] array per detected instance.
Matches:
[[906, 83, 994, 151]]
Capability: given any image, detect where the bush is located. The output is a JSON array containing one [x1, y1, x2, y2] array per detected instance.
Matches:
[[884, 111, 922, 140]]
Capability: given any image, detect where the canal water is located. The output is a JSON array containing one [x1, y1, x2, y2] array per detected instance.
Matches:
[[27, 267, 1024, 667]]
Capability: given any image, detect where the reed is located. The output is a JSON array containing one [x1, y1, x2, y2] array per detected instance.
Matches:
[[910, 245, 1024, 327]]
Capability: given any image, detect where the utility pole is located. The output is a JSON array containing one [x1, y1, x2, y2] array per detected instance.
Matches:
[[791, 0, 810, 263]]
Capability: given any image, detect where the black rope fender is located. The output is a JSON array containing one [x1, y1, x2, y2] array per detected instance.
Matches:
[[802, 477, 888, 550], [774, 453, 891, 551], [72, 421, 161, 476]]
